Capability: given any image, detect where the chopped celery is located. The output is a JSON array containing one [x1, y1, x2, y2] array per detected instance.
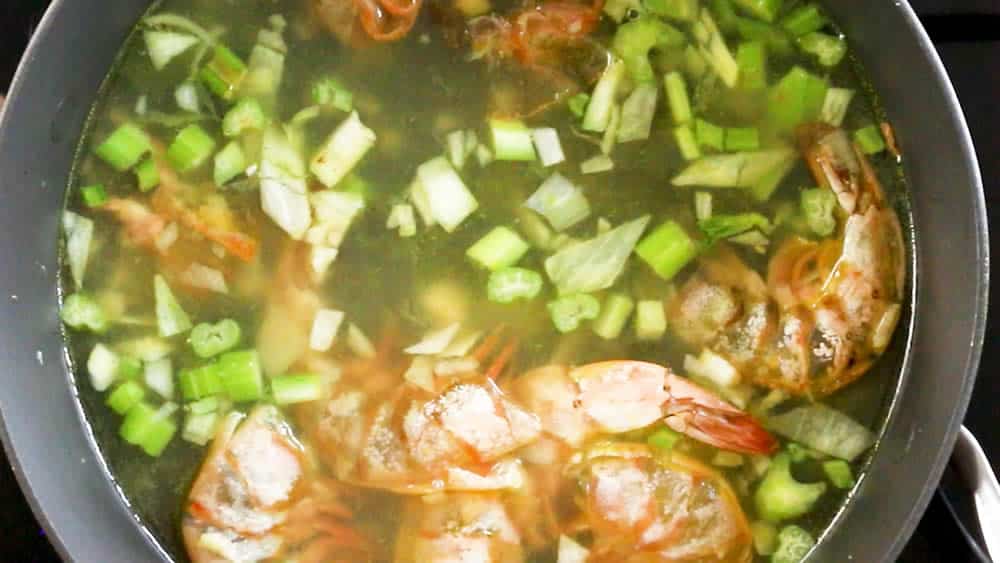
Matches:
[[312, 76, 353, 112], [526, 173, 592, 231], [798, 32, 846, 67], [800, 188, 837, 236], [488, 268, 544, 303], [583, 59, 626, 133], [80, 184, 108, 208], [754, 452, 827, 522], [199, 45, 247, 101], [545, 216, 650, 294], [685, 348, 739, 387], [664, 71, 693, 124], [635, 220, 699, 280], [731, 0, 782, 22], [699, 212, 771, 244], [695, 191, 713, 221], [87, 343, 120, 392], [467, 227, 531, 271], [612, 17, 687, 83], [106, 381, 145, 416], [644, 0, 699, 21], [272, 373, 326, 405], [822, 459, 856, 489], [490, 119, 537, 161], [143, 30, 199, 71], [771, 525, 816, 563], [695, 119, 725, 151], [767, 403, 874, 461], [144, 357, 174, 400], [120, 402, 177, 457], [752, 521, 779, 556], [310, 111, 377, 188], [736, 41, 767, 90], [190, 319, 242, 358], [217, 350, 264, 402], [674, 125, 701, 160], [135, 157, 160, 192], [531, 128, 566, 166], [94, 123, 151, 172], [674, 149, 797, 196], [547, 294, 601, 333], [819, 87, 855, 127], [154, 275, 192, 337], [767, 66, 828, 134], [617, 83, 659, 143], [600, 103, 622, 155], [780, 3, 827, 36], [213, 141, 246, 186], [241, 29, 286, 105], [581, 154, 615, 174], [710, 0, 739, 31], [61, 293, 108, 333], [222, 98, 266, 137], [635, 300, 667, 340], [603, 0, 643, 22], [854, 124, 886, 154], [187, 396, 220, 415], [414, 157, 479, 232], [63, 211, 93, 290], [647, 427, 682, 450], [726, 127, 760, 151], [117, 356, 143, 380], [180, 364, 224, 401], [167, 124, 216, 172], [592, 293, 635, 340], [735, 17, 795, 57], [182, 411, 219, 446], [713, 451, 744, 467], [692, 8, 740, 87], [568, 93, 590, 118]]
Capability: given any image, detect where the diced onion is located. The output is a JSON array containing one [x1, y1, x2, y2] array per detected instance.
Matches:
[[63, 211, 94, 290], [347, 324, 376, 359], [144, 357, 174, 399], [415, 157, 479, 233], [310, 246, 339, 278], [557, 535, 591, 563], [309, 111, 377, 188], [155, 222, 179, 252], [531, 128, 566, 167], [525, 173, 592, 232], [581, 154, 614, 174], [180, 263, 229, 294], [175, 81, 200, 113], [386, 203, 417, 237], [684, 349, 740, 388], [87, 343, 119, 392], [310, 309, 345, 352], [404, 356, 436, 392], [405, 323, 461, 355]]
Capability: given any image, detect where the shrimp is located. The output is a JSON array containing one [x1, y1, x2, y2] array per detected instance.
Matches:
[[394, 493, 525, 562], [311, 0, 422, 44], [565, 442, 753, 562]]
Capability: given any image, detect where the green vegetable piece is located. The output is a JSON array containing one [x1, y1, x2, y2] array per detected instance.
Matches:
[[754, 452, 827, 522], [94, 123, 151, 172], [736, 41, 768, 90], [771, 525, 816, 563], [154, 275, 192, 337], [822, 459, 856, 489], [699, 212, 771, 244], [732, 0, 782, 22], [179, 364, 224, 401], [168, 124, 217, 172], [786, 442, 824, 463], [613, 17, 687, 84], [312, 77, 354, 112], [635, 300, 667, 340], [695, 119, 725, 151], [779, 3, 828, 36], [222, 98, 266, 137], [664, 71, 693, 124], [592, 293, 635, 340], [214, 141, 247, 186], [135, 157, 160, 192], [117, 356, 143, 380], [272, 373, 326, 405], [80, 184, 108, 207], [734, 17, 794, 57], [767, 66, 828, 134], [647, 427, 682, 451], [488, 268, 544, 304], [106, 381, 145, 416], [635, 220, 699, 280], [490, 119, 537, 161], [674, 125, 701, 160], [752, 520, 779, 556], [710, 0, 739, 31], [547, 294, 601, 333], [800, 188, 837, 237], [60, 293, 108, 333], [644, 0, 699, 21], [182, 411, 219, 446], [119, 402, 177, 457], [798, 32, 846, 67], [545, 216, 650, 295], [854, 124, 886, 155], [693, 8, 740, 87], [217, 350, 264, 402], [188, 396, 221, 415], [583, 60, 626, 133], [726, 127, 761, 151], [190, 319, 242, 359], [199, 45, 247, 100], [568, 93, 590, 118], [143, 30, 199, 71], [467, 227, 531, 271]]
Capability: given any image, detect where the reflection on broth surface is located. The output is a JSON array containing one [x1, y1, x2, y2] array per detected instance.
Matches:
[[60, 0, 909, 561]]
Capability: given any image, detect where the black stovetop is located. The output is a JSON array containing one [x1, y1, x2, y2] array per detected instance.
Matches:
[[1, 1, 997, 561]]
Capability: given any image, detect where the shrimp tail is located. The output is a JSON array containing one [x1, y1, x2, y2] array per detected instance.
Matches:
[[665, 407, 778, 455]]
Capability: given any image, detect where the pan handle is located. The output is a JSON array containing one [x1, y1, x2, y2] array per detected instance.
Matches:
[[951, 426, 1000, 562]]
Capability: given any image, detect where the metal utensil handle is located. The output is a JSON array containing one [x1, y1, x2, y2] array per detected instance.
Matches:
[[952, 426, 1000, 562]]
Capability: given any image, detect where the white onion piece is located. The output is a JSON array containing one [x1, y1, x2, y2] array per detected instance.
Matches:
[[405, 323, 460, 355], [309, 309, 345, 352], [531, 128, 566, 167], [180, 263, 229, 294]]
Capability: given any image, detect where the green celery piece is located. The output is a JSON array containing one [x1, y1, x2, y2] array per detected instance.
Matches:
[[116, 356, 143, 380], [467, 227, 531, 271], [217, 350, 264, 402], [725, 127, 760, 151], [106, 381, 145, 415], [312, 77, 353, 111], [199, 45, 247, 100], [643, 0, 699, 21], [635, 300, 667, 340], [490, 119, 537, 161], [120, 402, 177, 457], [60, 293, 108, 333], [800, 187, 836, 236], [190, 319, 242, 358], [664, 71, 693, 124], [695, 119, 725, 151], [180, 364, 224, 401], [547, 294, 601, 333], [222, 98, 266, 137], [635, 220, 699, 280], [647, 427, 682, 450], [674, 125, 701, 160], [854, 124, 886, 155], [167, 124, 217, 172], [766, 66, 828, 134], [754, 452, 827, 522], [612, 17, 687, 84], [780, 3, 828, 36], [135, 157, 160, 192], [214, 141, 247, 186], [699, 212, 771, 244], [94, 123, 151, 172], [822, 459, 856, 489], [80, 184, 108, 207], [568, 93, 590, 118], [592, 293, 635, 340], [751, 521, 778, 556], [798, 32, 846, 67], [672, 149, 796, 189], [710, 0, 739, 31], [488, 268, 544, 304], [271, 373, 325, 405], [734, 17, 794, 57], [771, 525, 816, 563], [731, 0, 782, 22], [736, 41, 768, 90]]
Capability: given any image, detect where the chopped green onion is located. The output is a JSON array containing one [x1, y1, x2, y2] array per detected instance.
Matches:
[[199, 45, 247, 101], [674, 125, 701, 160], [647, 427, 682, 450], [798, 32, 846, 67], [695, 119, 725, 151], [854, 124, 886, 155], [310, 111, 377, 188], [635, 300, 667, 340], [87, 343, 120, 392], [143, 30, 199, 71], [672, 149, 797, 190], [271, 373, 326, 405], [612, 17, 687, 84], [754, 452, 827, 522], [819, 87, 855, 127], [106, 381, 145, 416], [801, 188, 837, 236], [635, 220, 699, 280], [222, 98, 266, 137], [592, 293, 635, 340], [63, 211, 93, 290], [822, 459, 856, 489], [725, 127, 760, 151], [568, 93, 590, 118], [167, 124, 216, 172], [179, 364, 224, 401], [531, 128, 566, 167], [467, 227, 531, 271], [699, 212, 771, 244], [80, 184, 108, 207], [413, 157, 479, 233], [581, 154, 615, 174], [61, 293, 108, 333], [546, 216, 650, 295], [751, 521, 778, 556], [644, 0, 699, 20], [780, 3, 827, 36], [692, 8, 740, 88], [736, 41, 767, 90], [618, 83, 659, 143], [547, 294, 601, 333], [488, 268, 544, 303], [694, 191, 713, 221], [767, 403, 874, 461], [190, 319, 242, 358], [734, 17, 795, 56], [583, 59, 626, 133], [217, 350, 264, 402], [154, 274, 192, 337], [731, 0, 782, 22], [182, 411, 219, 446], [94, 123, 151, 172], [771, 525, 816, 563], [311, 76, 353, 112], [213, 141, 247, 186], [664, 71, 693, 124], [120, 402, 177, 457], [490, 119, 537, 161], [526, 173, 592, 232], [144, 357, 174, 400], [135, 157, 160, 192], [767, 66, 828, 134]]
